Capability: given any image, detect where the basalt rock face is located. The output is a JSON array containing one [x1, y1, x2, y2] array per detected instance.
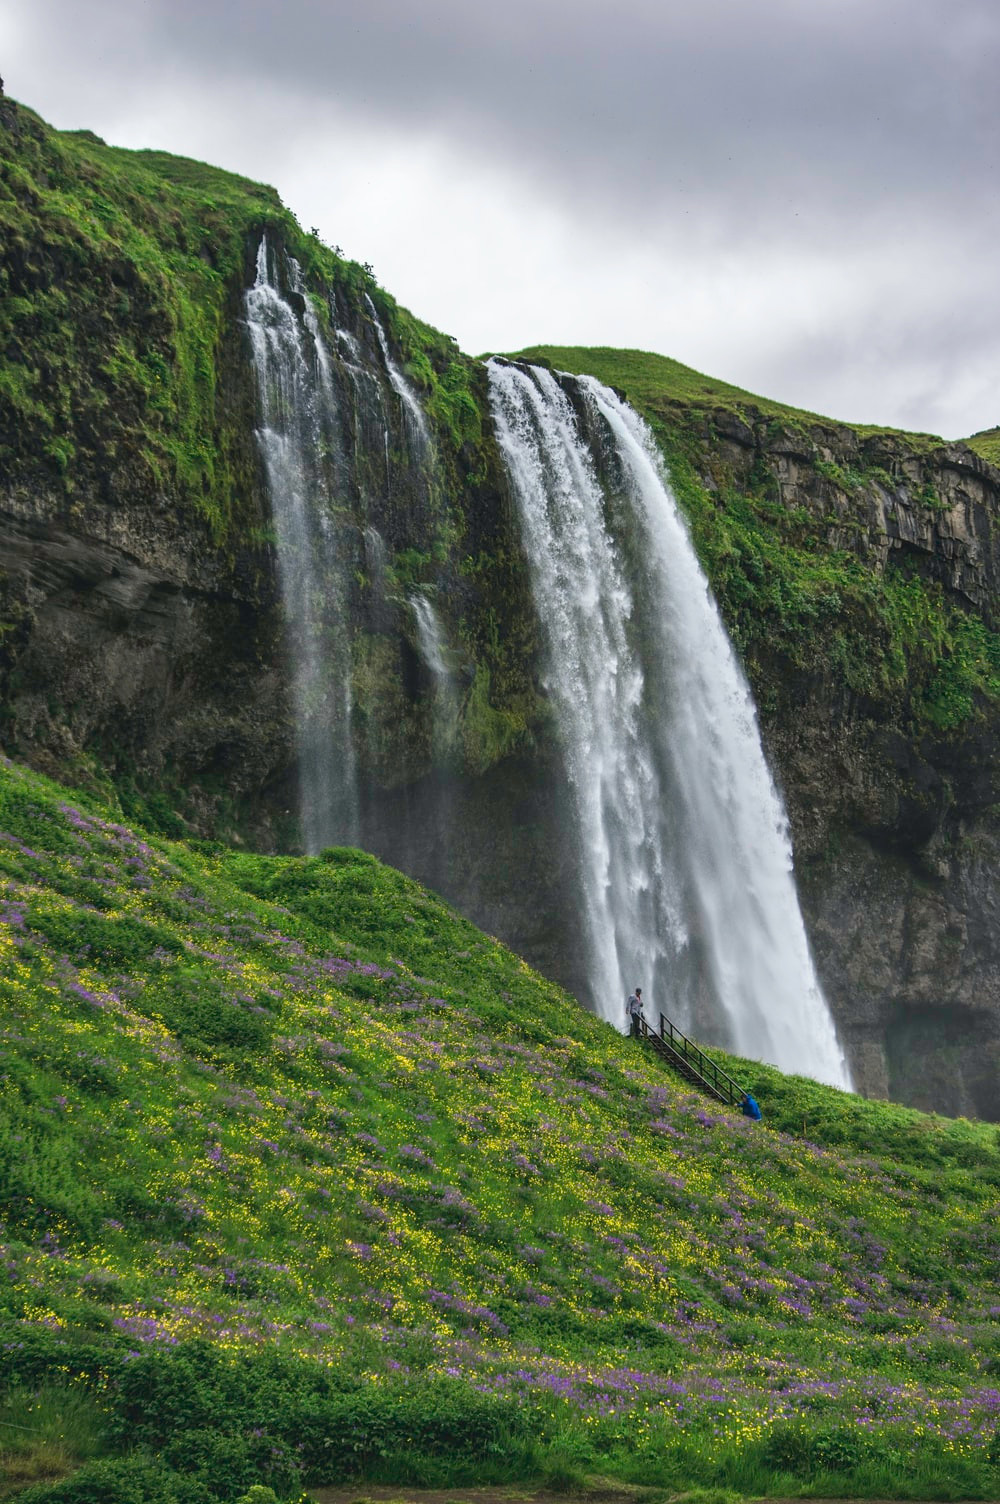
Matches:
[[0, 489, 293, 843], [723, 415, 1000, 618], [4, 100, 1000, 1116], [680, 408, 1000, 1115], [0, 277, 296, 845]]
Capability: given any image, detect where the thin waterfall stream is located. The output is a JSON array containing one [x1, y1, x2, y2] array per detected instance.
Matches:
[[364, 293, 431, 453], [245, 236, 358, 851], [488, 359, 850, 1088], [410, 592, 458, 759]]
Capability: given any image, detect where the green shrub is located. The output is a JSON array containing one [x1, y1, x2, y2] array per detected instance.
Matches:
[[760, 1422, 813, 1475], [15, 1455, 210, 1503], [292, 1382, 534, 1481], [811, 1423, 867, 1471], [161, 1428, 302, 1501]]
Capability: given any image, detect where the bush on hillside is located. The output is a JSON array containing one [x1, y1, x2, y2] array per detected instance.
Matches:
[[15, 1456, 211, 1504]]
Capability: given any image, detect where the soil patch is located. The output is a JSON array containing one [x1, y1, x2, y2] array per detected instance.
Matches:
[[310, 1492, 998, 1504]]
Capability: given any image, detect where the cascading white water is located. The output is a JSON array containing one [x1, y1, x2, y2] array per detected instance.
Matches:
[[410, 592, 449, 681], [364, 293, 431, 453], [410, 593, 459, 760], [245, 237, 357, 851], [335, 327, 393, 492], [488, 359, 850, 1088], [364, 525, 388, 597]]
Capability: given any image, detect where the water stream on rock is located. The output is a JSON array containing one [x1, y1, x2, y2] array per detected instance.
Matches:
[[410, 591, 458, 759], [364, 293, 431, 454], [488, 359, 850, 1087], [245, 236, 358, 851]]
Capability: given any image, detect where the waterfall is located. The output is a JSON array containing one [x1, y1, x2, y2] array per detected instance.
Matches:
[[245, 236, 358, 851], [410, 592, 458, 759], [364, 525, 388, 597], [488, 359, 850, 1089], [335, 327, 392, 495], [364, 293, 431, 453], [410, 593, 449, 682]]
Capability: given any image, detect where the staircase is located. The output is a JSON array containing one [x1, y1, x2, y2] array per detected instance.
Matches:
[[637, 1012, 746, 1108]]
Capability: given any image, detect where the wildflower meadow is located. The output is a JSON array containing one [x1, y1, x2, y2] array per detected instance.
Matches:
[[2, 756, 1000, 1501]]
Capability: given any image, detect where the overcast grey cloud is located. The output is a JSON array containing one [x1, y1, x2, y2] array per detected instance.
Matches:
[[4, 0, 999, 436]]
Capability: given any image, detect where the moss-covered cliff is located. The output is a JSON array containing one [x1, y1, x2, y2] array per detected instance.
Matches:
[[0, 96, 543, 822], [4, 97, 1000, 1115]]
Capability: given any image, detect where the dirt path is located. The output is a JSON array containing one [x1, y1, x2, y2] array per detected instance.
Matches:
[[310, 1489, 638, 1504], [309, 1488, 992, 1504]]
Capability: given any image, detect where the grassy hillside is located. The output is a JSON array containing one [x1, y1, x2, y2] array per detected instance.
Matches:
[[511, 345, 948, 447], [966, 428, 1000, 468], [2, 758, 1000, 1501]]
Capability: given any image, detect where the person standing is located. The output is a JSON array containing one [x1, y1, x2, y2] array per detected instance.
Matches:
[[626, 987, 643, 1038]]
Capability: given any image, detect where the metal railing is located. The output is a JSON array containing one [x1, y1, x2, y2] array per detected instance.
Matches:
[[638, 1011, 746, 1108]]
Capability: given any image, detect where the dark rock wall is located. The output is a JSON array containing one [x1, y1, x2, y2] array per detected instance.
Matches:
[[688, 412, 1000, 1113]]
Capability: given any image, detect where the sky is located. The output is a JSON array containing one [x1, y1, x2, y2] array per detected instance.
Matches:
[[4, 0, 999, 439]]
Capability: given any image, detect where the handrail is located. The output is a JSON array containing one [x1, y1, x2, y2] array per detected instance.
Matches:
[[639, 1010, 746, 1108]]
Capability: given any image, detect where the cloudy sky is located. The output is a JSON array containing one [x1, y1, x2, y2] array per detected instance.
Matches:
[[4, 0, 998, 438]]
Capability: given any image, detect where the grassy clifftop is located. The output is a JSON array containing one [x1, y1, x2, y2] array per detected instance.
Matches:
[[2, 756, 1000, 1500], [967, 427, 1000, 467], [513, 344, 946, 445]]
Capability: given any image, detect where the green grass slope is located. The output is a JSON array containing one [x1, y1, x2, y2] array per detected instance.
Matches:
[[2, 759, 1000, 1501], [510, 345, 947, 447], [966, 428, 1000, 468]]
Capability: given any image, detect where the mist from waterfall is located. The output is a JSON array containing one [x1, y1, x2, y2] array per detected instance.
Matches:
[[488, 359, 850, 1089], [245, 236, 357, 852]]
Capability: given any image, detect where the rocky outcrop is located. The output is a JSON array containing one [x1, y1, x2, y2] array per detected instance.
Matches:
[[0, 490, 293, 838]]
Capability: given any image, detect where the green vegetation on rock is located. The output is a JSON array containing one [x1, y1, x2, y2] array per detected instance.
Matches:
[[514, 346, 1000, 742], [966, 426, 1000, 468], [512, 344, 946, 446], [1, 102, 280, 539], [3, 756, 1000, 1500]]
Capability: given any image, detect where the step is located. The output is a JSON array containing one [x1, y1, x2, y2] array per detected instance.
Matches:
[[643, 1033, 733, 1105]]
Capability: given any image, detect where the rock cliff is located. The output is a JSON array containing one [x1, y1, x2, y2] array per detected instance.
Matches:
[[3, 100, 1000, 1114], [702, 410, 1000, 1113]]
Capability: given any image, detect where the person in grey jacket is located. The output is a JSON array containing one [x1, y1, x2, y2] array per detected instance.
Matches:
[[626, 987, 643, 1038]]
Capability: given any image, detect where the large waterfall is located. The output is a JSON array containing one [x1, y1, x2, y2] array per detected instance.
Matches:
[[245, 237, 358, 851], [488, 360, 850, 1088], [245, 231, 847, 1088]]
